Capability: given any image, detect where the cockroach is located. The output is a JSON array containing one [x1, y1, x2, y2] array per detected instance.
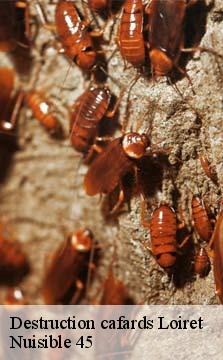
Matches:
[[70, 85, 121, 160], [118, 0, 145, 68], [191, 194, 213, 242], [100, 270, 134, 305], [199, 154, 218, 185], [55, 0, 101, 70], [194, 246, 211, 278], [84, 132, 151, 213], [148, 205, 177, 270], [0, 228, 29, 285], [25, 91, 63, 136], [42, 228, 97, 305], [146, 0, 197, 77], [4, 288, 27, 306], [209, 204, 223, 304]]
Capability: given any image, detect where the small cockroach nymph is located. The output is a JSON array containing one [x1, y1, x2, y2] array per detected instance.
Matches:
[[118, 0, 145, 68]]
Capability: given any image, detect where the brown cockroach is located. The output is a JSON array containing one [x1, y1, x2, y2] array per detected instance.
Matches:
[[25, 91, 63, 136], [141, 202, 192, 270], [99, 270, 134, 305], [146, 0, 197, 77], [0, 225, 29, 285], [194, 246, 211, 278], [148, 205, 177, 270], [118, 0, 145, 68], [84, 132, 151, 213], [199, 154, 218, 185], [42, 228, 97, 305], [55, 0, 102, 70], [209, 203, 223, 304], [191, 194, 213, 242], [70, 85, 121, 160]]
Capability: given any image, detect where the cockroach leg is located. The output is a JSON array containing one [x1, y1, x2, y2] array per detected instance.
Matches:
[[110, 182, 125, 215], [95, 136, 113, 143], [186, 0, 199, 8], [69, 280, 84, 304], [106, 81, 133, 118], [89, 28, 104, 37], [1, 91, 25, 133], [84, 144, 104, 164], [175, 65, 195, 94], [141, 197, 150, 228], [178, 234, 191, 249]]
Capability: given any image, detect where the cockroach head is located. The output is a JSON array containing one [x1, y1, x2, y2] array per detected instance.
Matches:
[[76, 48, 97, 70], [70, 228, 94, 252], [122, 132, 150, 159]]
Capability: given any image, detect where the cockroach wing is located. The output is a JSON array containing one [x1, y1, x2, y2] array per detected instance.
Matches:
[[42, 238, 82, 304], [84, 138, 133, 195], [0, 68, 15, 121], [212, 209, 223, 304], [148, 0, 186, 59]]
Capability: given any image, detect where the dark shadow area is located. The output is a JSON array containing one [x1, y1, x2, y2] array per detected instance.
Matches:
[[8, 46, 33, 77], [7, 1, 34, 76], [172, 233, 195, 288], [0, 136, 18, 184], [138, 156, 164, 198], [171, 0, 211, 83]]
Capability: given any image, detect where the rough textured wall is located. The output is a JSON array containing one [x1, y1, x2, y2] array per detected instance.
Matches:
[[0, 0, 222, 304]]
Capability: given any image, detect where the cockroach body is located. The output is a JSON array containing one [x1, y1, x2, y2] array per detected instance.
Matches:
[[146, 0, 196, 77], [191, 195, 213, 242], [70, 86, 111, 155], [119, 0, 145, 68], [84, 132, 150, 211], [194, 247, 210, 278], [149, 205, 177, 270], [210, 205, 223, 303], [199, 154, 218, 184], [0, 230, 29, 285], [42, 229, 96, 305], [26, 91, 62, 136], [55, 0, 97, 70], [88, 0, 108, 13], [100, 270, 134, 305]]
